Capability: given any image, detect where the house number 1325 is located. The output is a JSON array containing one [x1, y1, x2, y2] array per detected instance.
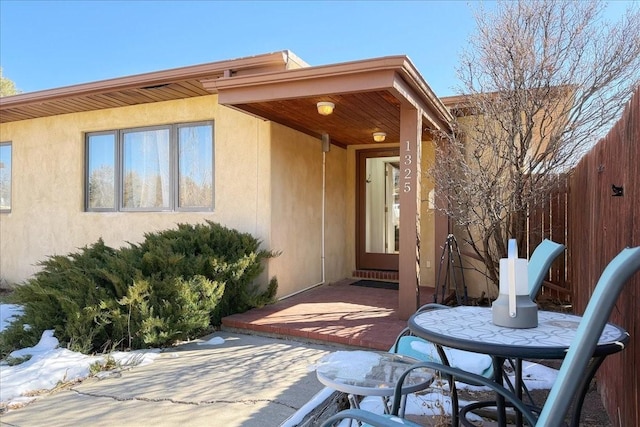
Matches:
[[403, 141, 412, 193]]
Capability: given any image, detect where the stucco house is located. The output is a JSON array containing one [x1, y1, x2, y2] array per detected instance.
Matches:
[[0, 50, 454, 319]]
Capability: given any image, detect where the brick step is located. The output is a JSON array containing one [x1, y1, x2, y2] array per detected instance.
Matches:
[[352, 270, 399, 281]]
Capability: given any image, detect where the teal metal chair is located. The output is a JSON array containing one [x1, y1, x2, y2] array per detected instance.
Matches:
[[322, 409, 421, 427], [390, 304, 494, 377], [388, 303, 492, 424], [528, 239, 565, 300], [323, 246, 640, 427]]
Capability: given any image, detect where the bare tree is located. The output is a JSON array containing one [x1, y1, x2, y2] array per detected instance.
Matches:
[[430, 0, 640, 288], [88, 165, 115, 209]]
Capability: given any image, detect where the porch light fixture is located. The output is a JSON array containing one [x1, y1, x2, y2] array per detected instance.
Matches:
[[373, 132, 386, 142], [316, 101, 335, 116]]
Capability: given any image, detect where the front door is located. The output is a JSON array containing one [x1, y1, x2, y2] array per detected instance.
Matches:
[[356, 148, 400, 271]]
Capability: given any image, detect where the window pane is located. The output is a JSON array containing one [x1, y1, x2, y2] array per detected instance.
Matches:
[[87, 134, 115, 210], [0, 143, 11, 211], [365, 156, 400, 254], [178, 124, 213, 208], [122, 128, 171, 209]]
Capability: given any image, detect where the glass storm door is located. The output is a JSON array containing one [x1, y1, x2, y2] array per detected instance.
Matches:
[[356, 148, 400, 271]]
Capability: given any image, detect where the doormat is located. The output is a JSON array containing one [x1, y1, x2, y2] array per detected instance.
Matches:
[[350, 280, 399, 290]]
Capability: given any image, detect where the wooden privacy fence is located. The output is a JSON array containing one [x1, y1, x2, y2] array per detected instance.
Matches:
[[568, 87, 640, 427], [527, 174, 570, 300]]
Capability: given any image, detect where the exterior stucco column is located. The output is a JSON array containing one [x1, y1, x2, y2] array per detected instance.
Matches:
[[398, 105, 422, 320]]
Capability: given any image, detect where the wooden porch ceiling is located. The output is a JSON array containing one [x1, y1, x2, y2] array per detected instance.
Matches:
[[212, 57, 452, 147], [230, 90, 404, 147]]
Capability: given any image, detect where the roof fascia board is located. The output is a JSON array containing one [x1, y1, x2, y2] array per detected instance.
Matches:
[[0, 51, 289, 108], [441, 94, 470, 107], [396, 58, 453, 126], [391, 74, 450, 132], [215, 69, 397, 104], [211, 55, 409, 90]]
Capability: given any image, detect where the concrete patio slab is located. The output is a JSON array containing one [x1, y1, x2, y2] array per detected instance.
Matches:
[[0, 332, 344, 427]]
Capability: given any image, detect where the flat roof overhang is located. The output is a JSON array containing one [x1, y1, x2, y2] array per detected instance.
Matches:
[[0, 53, 452, 146], [210, 56, 452, 147], [0, 51, 297, 124]]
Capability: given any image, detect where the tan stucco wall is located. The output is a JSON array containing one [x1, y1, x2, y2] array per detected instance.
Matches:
[[323, 144, 349, 284], [268, 125, 349, 297], [0, 93, 437, 297], [444, 111, 538, 299], [420, 142, 437, 287], [0, 97, 268, 293]]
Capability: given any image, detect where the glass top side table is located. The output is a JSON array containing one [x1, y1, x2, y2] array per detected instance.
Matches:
[[315, 350, 434, 415]]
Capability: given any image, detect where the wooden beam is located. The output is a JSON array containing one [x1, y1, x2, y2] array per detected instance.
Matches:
[[214, 70, 397, 104], [398, 104, 422, 320]]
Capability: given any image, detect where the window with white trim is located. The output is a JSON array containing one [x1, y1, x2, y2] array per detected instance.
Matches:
[[85, 121, 213, 212], [0, 142, 11, 213]]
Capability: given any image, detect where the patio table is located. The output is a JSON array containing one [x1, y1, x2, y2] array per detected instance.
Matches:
[[408, 305, 629, 427], [315, 350, 434, 416]]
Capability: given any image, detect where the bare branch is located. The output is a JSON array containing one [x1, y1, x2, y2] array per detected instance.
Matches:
[[431, 0, 640, 288]]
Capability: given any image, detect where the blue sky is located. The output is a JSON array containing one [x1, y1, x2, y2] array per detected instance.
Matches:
[[0, 0, 636, 97]]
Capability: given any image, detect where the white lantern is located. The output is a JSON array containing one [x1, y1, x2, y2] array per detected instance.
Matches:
[[492, 239, 538, 328]]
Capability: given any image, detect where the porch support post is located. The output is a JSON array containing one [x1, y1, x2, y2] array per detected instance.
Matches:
[[398, 104, 422, 320]]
